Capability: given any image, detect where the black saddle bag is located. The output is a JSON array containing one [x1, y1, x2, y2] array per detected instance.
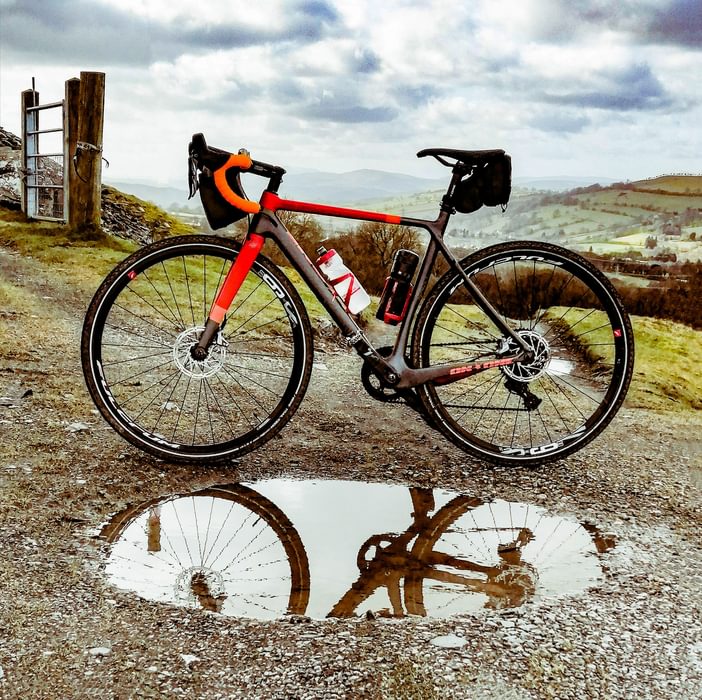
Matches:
[[453, 154, 512, 213]]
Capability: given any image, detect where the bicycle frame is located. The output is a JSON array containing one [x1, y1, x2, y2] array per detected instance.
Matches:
[[195, 169, 534, 390]]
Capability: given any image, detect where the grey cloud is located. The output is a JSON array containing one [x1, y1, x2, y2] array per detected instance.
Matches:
[[1, 0, 342, 66], [391, 84, 440, 107], [518, 1, 702, 50], [646, 0, 702, 47], [294, 0, 339, 26], [300, 100, 397, 123], [541, 64, 676, 112], [528, 110, 590, 134], [352, 49, 381, 75], [1, 0, 154, 64]]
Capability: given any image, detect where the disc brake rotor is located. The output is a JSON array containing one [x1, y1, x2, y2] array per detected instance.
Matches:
[[173, 326, 228, 379], [501, 330, 551, 383]]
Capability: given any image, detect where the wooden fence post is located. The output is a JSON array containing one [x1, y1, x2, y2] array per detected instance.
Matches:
[[70, 71, 105, 230], [64, 77, 80, 227]]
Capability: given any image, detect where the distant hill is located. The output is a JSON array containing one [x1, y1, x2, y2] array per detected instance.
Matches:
[[629, 175, 702, 194], [278, 169, 447, 203], [514, 176, 617, 191], [441, 174, 702, 264], [105, 181, 192, 210], [109, 169, 448, 210]]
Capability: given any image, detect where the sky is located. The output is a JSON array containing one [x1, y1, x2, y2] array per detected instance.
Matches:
[[1, 0, 701, 186]]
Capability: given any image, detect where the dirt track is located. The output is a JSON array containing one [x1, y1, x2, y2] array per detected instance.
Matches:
[[1, 243, 701, 699]]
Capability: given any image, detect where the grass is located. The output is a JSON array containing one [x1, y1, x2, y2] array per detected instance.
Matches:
[[1, 208, 701, 412], [0, 213, 136, 291], [627, 316, 702, 411]]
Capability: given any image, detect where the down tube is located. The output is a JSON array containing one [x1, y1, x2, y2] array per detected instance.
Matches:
[[259, 215, 363, 339]]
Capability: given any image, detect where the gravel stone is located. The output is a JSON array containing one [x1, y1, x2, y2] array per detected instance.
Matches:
[[1, 243, 701, 699]]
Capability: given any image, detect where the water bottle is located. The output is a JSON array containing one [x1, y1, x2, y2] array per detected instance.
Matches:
[[376, 249, 419, 325], [315, 247, 371, 314]]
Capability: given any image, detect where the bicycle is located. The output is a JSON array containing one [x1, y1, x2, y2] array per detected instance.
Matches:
[[101, 481, 616, 619], [81, 133, 634, 466]]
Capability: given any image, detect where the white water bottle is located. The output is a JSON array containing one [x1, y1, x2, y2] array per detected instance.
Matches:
[[315, 247, 371, 314]]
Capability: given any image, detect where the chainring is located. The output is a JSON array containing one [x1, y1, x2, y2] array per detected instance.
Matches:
[[360, 347, 437, 429], [361, 347, 403, 402]]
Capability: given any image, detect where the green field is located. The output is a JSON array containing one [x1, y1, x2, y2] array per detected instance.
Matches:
[[2, 207, 701, 413], [344, 175, 702, 264]]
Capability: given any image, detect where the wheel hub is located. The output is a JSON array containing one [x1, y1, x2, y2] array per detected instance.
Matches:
[[174, 566, 226, 604], [501, 330, 551, 383], [173, 326, 227, 379]]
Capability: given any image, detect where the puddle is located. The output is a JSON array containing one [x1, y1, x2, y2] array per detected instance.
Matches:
[[101, 480, 616, 620]]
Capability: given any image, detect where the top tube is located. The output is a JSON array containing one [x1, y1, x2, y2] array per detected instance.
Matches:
[[260, 191, 404, 225]]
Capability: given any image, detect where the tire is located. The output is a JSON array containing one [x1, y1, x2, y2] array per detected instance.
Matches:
[[101, 483, 310, 617], [412, 241, 634, 466], [82, 235, 313, 463], [404, 494, 617, 616]]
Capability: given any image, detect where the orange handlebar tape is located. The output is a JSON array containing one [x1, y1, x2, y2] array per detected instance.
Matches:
[[213, 154, 261, 214]]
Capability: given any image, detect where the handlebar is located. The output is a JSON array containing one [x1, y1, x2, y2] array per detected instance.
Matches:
[[189, 133, 286, 214]]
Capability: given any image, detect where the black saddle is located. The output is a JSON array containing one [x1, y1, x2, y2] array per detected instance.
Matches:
[[417, 147, 506, 165]]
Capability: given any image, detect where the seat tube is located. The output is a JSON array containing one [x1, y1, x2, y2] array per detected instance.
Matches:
[[194, 233, 265, 354]]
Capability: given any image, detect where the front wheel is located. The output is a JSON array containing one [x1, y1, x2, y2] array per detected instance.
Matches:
[[82, 235, 314, 462], [412, 241, 634, 466]]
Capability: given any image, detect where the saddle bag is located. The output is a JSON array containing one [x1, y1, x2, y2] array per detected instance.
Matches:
[[453, 154, 512, 213]]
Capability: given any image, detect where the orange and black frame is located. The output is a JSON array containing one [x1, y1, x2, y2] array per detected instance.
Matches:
[[188, 134, 535, 391]]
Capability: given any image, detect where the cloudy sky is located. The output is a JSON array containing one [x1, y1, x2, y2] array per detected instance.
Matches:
[[1, 0, 701, 186]]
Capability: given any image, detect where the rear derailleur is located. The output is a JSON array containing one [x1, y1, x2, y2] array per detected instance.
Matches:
[[503, 377, 542, 411]]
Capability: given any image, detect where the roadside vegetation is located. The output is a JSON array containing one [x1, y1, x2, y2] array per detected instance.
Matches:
[[2, 204, 701, 413]]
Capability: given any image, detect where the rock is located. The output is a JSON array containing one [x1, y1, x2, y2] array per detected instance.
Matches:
[[66, 422, 91, 432], [87, 646, 112, 657], [429, 634, 467, 649], [180, 654, 199, 668]]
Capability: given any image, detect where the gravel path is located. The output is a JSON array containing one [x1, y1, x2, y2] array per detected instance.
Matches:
[[1, 244, 701, 699]]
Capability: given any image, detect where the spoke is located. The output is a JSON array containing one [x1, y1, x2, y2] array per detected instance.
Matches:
[[220, 363, 277, 409], [182, 255, 197, 327], [229, 313, 290, 342], [106, 356, 175, 389], [211, 371, 260, 430], [104, 321, 173, 349], [169, 499, 198, 568], [125, 277, 182, 331], [111, 301, 177, 339], [207, 511, 262, 570], [160, 260, 187, 330], [102, 349, 172, 368], [201, 500, 239, 567]]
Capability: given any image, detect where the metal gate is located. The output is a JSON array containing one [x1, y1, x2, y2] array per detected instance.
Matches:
[[21, 86, 66, 222]]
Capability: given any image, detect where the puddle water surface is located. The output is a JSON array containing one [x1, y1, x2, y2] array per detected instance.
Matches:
[[101, 480, 616, 620]]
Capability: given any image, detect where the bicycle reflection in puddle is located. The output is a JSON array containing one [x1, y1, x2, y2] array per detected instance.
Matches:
[[100, 479, 616, 620]]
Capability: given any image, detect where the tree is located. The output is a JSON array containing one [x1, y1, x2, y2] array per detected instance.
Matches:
[[251, 211, 324, 267], [324, 221, 422, 293]]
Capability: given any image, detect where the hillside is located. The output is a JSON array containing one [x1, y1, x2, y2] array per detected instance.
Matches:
[[435, 175, 702, 264]]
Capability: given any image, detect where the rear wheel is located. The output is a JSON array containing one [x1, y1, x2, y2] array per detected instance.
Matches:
[[82, 235, 313, 462], [412, 241, 634, 465]]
